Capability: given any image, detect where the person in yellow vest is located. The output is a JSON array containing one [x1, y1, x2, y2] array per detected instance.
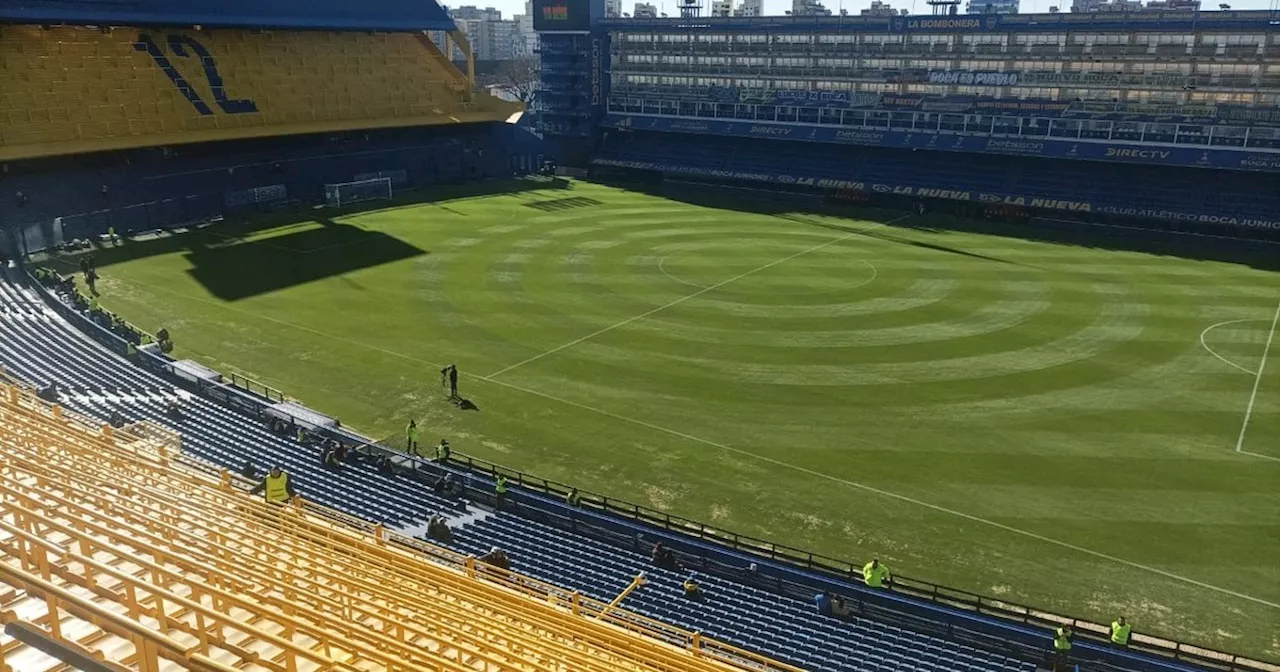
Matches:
[[1051, 625, 1073, 669], [249, 465, 297, 504], [495, 474, 509, 508], [1110, 616, 1131, 648], [436, 438, 451, 462], [406, 419, 419, 454], [862, 558, 892, 589], [682, 573, 704, 600]]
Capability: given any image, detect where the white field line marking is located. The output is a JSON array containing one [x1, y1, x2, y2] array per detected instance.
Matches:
[[482, 216, 908, 380], [477, 375, 1280, 610], [1199, 318, 1263, 376], [1235, 298, 1280, 454], [95, 247, 1280, 608], [658, 257, 710, 289]]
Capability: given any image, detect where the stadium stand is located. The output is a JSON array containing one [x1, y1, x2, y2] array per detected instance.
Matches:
[[0, 261, 1252, 672], [0, 24, 512, 161], [1, 124, 541, 252], [0, 379, 797, 672], [0, 0, 1273, 670], [593, 130, 1280, 236], [0, 0, 541, 259], [544, 10, 1280, 239]]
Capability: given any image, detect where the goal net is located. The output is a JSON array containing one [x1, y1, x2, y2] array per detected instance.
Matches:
[[324, 178, 392, 207]]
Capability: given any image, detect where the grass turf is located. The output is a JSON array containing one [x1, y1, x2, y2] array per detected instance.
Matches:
[[68, 179, 1280, 659]]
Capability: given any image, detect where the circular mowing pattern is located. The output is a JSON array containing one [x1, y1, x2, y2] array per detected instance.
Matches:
[[426, 199, 1180, 410], [657, 254, 879, 295]]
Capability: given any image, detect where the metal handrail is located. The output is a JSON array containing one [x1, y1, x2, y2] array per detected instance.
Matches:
[[229, 372, 286, 403], [444, 452, 1277, 672]]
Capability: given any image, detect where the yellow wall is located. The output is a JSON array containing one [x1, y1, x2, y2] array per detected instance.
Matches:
[[0, 26, 517, 160]]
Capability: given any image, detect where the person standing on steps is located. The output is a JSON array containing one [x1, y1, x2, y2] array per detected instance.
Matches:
[[1051, 625, 1073, 671], [495, 474, 508, 509], [862, 558, 892, 589], [406, 419, 419, 454], [249, 465, 297, 505], [1110, 617, 1131, 648]]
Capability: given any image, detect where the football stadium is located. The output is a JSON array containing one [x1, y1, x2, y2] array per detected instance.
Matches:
[[0, 0, 1277, 671]]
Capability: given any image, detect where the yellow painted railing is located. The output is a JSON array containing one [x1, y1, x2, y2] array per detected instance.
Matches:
[[0, 562, 244, 672], [0, 383, 807, 672]]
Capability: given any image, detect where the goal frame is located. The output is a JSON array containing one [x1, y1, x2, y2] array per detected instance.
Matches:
[[323, 177, 393, 208]]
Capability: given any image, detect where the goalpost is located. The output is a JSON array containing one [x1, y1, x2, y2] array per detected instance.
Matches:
[[323, 177, 393, 207]]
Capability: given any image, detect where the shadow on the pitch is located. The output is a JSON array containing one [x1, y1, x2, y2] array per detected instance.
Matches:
[[598, 177, 1280, 273], [42, 177, 578, 299], [45, 177, 567, 273], [522, 196, 604, 212], [775, 213, 1032, 268], [182, 221, 427, 301]]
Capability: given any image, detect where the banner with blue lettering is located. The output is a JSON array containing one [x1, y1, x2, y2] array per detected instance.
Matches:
[[590, 157, 1280, 232], [604, 114, 1280, 173]]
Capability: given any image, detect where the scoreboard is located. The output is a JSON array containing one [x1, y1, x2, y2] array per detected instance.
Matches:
[[532, 0, 592, 31]]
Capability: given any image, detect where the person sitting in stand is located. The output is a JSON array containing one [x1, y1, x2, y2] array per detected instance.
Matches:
[[327, 439, 347, 463], [241, 460, 258, 481], [321, 444, 341, 469], [682, 573, 704, 600], [651, 542, 680, 571], [376, 454, 397, 475], [830, 593, 850, 618], [108, 409, 125, 428], [478, 547, 510, 570], [427, 514, 453, 542], [165, 400, 184, 421], [433, 472, 458, 496]]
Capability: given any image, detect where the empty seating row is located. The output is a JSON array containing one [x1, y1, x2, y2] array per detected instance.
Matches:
[[0, 383, 767, 672]]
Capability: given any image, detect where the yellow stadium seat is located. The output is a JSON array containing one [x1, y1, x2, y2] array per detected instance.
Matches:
[[0, 383, 802, 672], [0, 25, 519, 161]]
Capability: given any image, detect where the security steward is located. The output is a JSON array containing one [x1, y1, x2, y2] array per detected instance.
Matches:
[[1051, 625, 1073, 669], [495, 474, 509, 508], [1110, 617, 1131, 648], [249, 465, 297, 504], [862, 558, 892, 589]]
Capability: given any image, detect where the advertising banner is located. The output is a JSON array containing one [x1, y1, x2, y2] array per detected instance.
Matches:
[[604, 113, 1280, 172], [591, 157, 1280, 232]]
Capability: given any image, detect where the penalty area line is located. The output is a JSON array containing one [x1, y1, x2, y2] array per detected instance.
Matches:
[[1235, 298, 1280, 455]]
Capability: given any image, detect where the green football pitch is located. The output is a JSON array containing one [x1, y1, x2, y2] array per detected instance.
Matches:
[[68, 179, 1279, 658]]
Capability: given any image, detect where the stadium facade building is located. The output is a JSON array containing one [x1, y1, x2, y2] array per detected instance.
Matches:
[[535, 6, 1280, 236]]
